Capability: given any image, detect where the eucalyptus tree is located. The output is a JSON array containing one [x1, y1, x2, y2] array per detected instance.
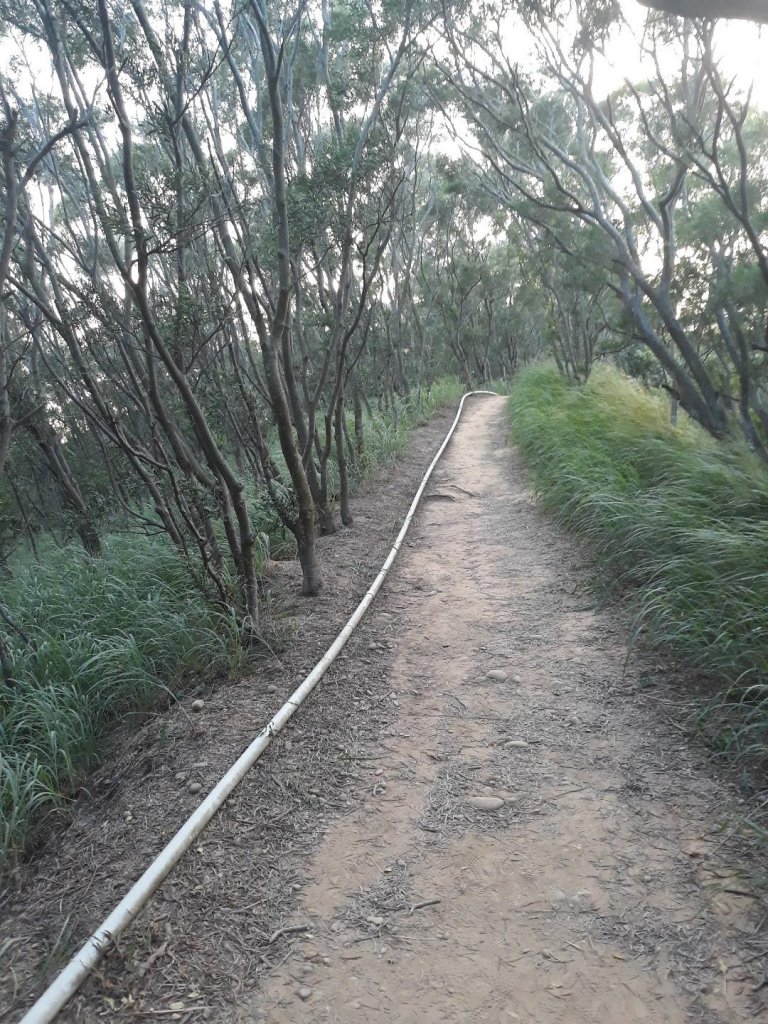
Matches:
[[0, 0, 454, 613], [399, 159, 520, 385], [439, 1, 768, 450], [144, 0, 433, 548]]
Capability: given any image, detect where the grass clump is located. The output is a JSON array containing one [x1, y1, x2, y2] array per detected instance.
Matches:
[[0, 535, 241, 870], [352, 377, 466, 485], [510, 363, 768, 767]]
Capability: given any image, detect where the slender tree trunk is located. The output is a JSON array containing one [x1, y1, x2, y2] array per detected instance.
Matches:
[[335, 388, 353, 527], [29, 423, 102, 557], [353, 384, 365, 460]]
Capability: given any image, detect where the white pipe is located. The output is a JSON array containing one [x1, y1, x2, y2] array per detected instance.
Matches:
[[18, 390, 500, 1024]]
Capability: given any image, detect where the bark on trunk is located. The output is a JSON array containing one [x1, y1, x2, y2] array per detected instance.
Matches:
[[335, 389, 353, 527]]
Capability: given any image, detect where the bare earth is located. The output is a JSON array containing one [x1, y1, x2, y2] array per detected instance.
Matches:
[[3, 395, 767, 1023]]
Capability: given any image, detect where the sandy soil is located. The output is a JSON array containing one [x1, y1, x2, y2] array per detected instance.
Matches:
[[3, 395, 767, 1023]]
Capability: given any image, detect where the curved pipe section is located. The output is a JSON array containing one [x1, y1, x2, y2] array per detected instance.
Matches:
[[18, 390, 500, 1024]]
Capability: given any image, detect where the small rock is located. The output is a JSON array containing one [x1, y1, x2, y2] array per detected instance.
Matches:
[[506, 740, 529, 749], [267, 684, 278, 694], [486, 669, 508, 682], [188, 782, 203, 795], [297, 986, 313, 1001], [190, 699, 205, 712], [174, 771, 187, 782], [512, 675, 523, 684], [467, 795, 505, 811]]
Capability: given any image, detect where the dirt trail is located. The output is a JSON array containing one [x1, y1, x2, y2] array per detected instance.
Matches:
[[4, 396, 767, 1024], [234, 396, 766, 1024]]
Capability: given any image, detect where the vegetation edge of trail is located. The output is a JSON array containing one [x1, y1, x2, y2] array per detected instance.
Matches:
[[0, 378, 466, 876], [509, 364, 768, 810]]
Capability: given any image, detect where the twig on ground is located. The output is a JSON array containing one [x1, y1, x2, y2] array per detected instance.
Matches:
[[409, 898, 441, 915], [268, 924, 310, 945]]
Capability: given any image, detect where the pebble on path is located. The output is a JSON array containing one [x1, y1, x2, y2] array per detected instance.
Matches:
[[466, 795, 505, 811], [486, 669, 508, 681]]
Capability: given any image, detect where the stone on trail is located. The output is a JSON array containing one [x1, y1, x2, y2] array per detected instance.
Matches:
[[190, 698, 205, 712], [188, 781, 203, 794], [506, 740, 529, 749], [297, 987, 313, 1001], [467, 795, 505, 811], [486, 669, 508, 681]]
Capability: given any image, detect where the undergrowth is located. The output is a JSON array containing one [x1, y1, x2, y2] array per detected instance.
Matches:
[[0, 536, 243, 869], [0, 376, 467, 871], [352, 377, 466, 485], [510, 364, 768, 785]]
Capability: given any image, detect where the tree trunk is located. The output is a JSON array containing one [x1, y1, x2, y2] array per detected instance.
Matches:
[[335, 389, 353, 527], [354, 385, 365, 459]]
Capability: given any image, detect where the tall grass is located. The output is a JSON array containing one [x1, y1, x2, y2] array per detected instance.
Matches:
[[510, 363, 768, 768], [0, 536, 242, 870], [0, 377, 467, 871]]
